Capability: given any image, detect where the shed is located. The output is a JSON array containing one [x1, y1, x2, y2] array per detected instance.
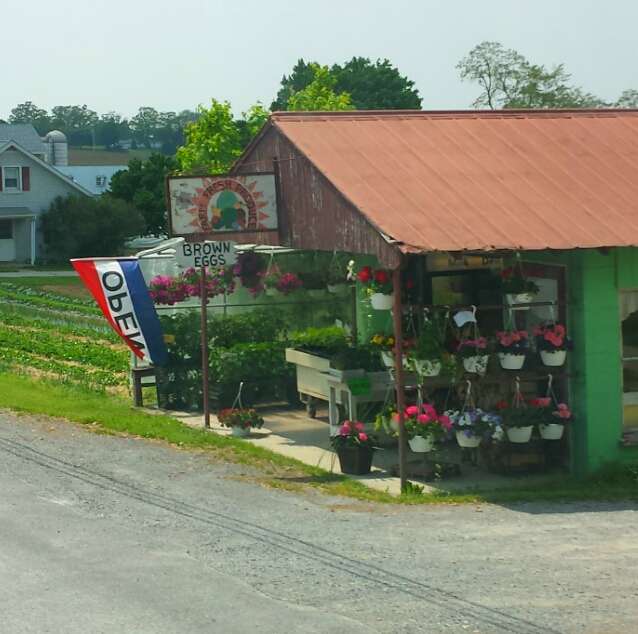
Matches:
[[234, 110, 638, 481]]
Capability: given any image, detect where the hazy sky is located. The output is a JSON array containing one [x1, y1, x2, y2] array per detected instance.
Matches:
[[4, 0, 637, 118]]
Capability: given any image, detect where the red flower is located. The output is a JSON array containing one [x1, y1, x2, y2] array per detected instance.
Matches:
[[374, 269, 390, 284], [357, 266, 372, 283], [495, 400, 509, 410]]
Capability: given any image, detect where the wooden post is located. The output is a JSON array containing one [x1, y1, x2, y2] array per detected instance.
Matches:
[[392, 266, 407, 492], [200, 265, 210, 428]]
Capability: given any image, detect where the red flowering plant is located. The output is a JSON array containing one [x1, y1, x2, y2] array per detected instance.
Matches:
[[218, 408, 264, 430], [148, 274, 188, 306], [495, 330, 530, 355], [357, 266, 393, 295], [331, 420, 375, 450], [233, 251, 267, 295], [528, 397, 573, 426], [181, 266, 235, 299], [403, 403, 453, 442], [456, 336, 490, 359], [533, 323, 573, 352]]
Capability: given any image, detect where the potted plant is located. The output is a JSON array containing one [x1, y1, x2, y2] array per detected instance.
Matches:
[[447, 408, 500, 448], [370, 333, 396, 368], [500, 266, 540, 309], [534, 323, 572, 367], [404, 403, 452, 452], [374, 404, 399, 435], [531, 397, 573, 440], [410, 319, 444, 377], [457, 337, 490, 375], [276, 272, 303, 296], [233, 251, 267, 296], [357, 266, 394, 310], [218, 407, 265, 438], [495, 329, 529, 370], [263, 272, 281, 296], [331, 420, 375, 474], [299, 270, 327, 298], [499, 404, 539, 443]]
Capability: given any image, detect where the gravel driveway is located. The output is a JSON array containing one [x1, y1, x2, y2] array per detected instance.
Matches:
[[1, 410, 636, 633]]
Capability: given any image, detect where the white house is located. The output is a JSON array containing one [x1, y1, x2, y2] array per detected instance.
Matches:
[[0, 124, 92, 263]]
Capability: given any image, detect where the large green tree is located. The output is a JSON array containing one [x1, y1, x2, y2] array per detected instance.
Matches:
[[108, 153, 177, 235], [456, 41, 634, 109], [41, 195, 144, 262], [9, 101, 51, 135], [287, 65, 354, 111], [272, 57, 421, 110], [176, 100, 267, 174], [50, 105, 99, 145]]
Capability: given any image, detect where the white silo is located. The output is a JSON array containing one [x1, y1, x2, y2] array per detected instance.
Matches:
[[44, 130, 68, 166]]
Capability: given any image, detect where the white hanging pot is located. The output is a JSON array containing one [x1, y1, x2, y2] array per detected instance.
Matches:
[[455, 430, 481, 448], [231, 426, 250, 438], [463, 354, 489, 375], [540, 349, 567, 367], [370, 293, 394, 310], [506, 426, 533, 443], [408, 435, 433, 453], [380, 350, 395, 368], [539, 423, 564, 440], [414, 359, 442, 377], [498, 352, 526, 370], [265, 287, 279, 297], [506, 293, 535, 310], [327, 283, 346, 294]]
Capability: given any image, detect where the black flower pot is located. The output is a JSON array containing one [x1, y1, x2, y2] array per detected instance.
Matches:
[[336, 446, 374, 475]]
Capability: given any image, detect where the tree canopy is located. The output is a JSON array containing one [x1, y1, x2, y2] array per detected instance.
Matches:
[[272, 57, 421, 111], [287, 65, 354, 111], [457, 41, 635, 109], [108, 153, 177, 235]]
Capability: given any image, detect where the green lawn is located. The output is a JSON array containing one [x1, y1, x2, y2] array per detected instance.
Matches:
[[0, 275, 88, 300]]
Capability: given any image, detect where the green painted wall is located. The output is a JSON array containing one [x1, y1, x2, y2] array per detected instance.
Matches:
[[532, 249, 638, 474]]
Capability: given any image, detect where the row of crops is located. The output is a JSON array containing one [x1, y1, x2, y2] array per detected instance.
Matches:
[[0, 280, 130, 392]]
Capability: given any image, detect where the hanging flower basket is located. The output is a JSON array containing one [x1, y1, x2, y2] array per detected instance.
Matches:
[[455, 430, 481, 448], [506, 426, 533, 443], [408, 435, 434, 453], [505, 293, 535, 310], [380, 350, 395, 368], [265, 286, 279, 297], [498, 352, 526, 370], [500, 265, 539, 310], [540, 349, 567, 367], [539, 423, 564, 440], [463, 354, 489, 375], [370, 292, 394, 310], [413, 358, 442, 377]]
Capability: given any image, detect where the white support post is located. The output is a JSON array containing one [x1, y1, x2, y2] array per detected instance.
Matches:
[[30, 218, 36, 266]]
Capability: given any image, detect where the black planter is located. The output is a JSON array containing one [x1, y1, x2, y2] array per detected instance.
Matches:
[[336, 446, 374, 475]]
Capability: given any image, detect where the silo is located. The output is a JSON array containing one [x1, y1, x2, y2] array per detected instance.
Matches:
[[44, 130, 68, 166]]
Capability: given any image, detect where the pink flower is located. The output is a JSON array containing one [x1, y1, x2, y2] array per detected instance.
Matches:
[[354, 422, 365, 431], [339, 422, 352, 435], [358, 432, 368, 442], [417, 414, 431, 424], [438, 415, 452, 430], [422, 403, 437, 418], [405, 405, 419, 417]]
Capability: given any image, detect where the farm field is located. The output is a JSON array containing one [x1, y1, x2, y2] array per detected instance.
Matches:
[[0, 277, 130, 392]]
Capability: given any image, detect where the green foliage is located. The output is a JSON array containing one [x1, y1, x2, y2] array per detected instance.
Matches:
[[457, 41, 607, 109], [0, 283, 99, 316], [615, 89, 638, 108], [287, 65, 354, 111], [289, 326, 350, 356], [330, 345, 383, 371], [176, 100, 267, 174], [298, 269, 327, 290], [41, 195, 144, 263], [414, 318, 444, 360], [9, 101, 51, 135], [272, 57, 421, 110], [108, 153, 177, 234], [210, 342, 290, 384], [500, 406, 541, 428]]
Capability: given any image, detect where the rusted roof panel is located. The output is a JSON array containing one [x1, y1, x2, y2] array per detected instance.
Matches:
[[271, 110, 638, 252]]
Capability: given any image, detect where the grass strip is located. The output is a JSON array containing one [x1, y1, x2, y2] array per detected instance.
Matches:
[[0, 287, 99, 316], [0, 372, 636, 505]]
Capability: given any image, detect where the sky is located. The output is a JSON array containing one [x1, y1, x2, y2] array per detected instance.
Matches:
[[3, 0, 637, 119]]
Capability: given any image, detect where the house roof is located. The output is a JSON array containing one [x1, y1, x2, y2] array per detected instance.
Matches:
[[0, 123, 45, 155], [267, 109, 638, 253], [0, 140, 93, 197]]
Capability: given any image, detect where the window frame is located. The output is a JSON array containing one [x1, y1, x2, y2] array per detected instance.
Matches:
[[2, 166, 22, 192]]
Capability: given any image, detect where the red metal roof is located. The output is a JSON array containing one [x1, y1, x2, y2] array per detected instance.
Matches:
[[270, 110, 638, 252]]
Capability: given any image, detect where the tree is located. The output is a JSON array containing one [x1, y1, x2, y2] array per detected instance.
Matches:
[[108, 153, 177, 235], [457, 41, 606, 109], [130, 106, 162, 148], [9, 101, 51, 134], [616, 89, 638, 108], [271, 59, 318, 110], [50, 105, 99, 145], [95, 112, 130, 149], [332, 57, 422, 109], [287, 65, 354, 111], [41, 195, 144, 263], [236, 104, 270, 149], [272, 57, 421, 110]]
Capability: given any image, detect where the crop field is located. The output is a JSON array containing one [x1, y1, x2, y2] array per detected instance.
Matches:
[[0, 278, 130, 392]]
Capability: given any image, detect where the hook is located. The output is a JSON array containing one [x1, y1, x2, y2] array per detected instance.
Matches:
[[471, 304, 477, 317], [547, 374, 553, 390], [465, 379, 472, 396]]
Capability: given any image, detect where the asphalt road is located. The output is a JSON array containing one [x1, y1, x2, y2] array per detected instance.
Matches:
[[1, 411, 637, 634]]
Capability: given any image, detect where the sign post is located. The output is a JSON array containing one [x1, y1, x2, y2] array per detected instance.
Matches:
[[179, 241, 237, 430], [200, 265, 210, 428]]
